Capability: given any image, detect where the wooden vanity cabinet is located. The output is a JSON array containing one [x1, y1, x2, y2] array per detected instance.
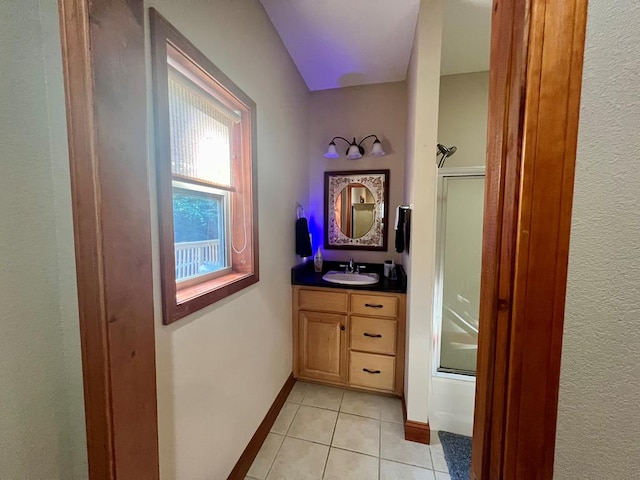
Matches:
[[293, 286, 406, 396]]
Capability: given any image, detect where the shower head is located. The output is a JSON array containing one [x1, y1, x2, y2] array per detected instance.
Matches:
[[437, 143, 457, 157], [437, 144, 457, 167]]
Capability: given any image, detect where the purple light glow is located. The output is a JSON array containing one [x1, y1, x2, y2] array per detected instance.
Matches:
[[307, 213, 322, 253]]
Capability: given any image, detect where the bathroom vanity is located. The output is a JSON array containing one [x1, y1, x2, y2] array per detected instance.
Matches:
[[291, 261, 406, 396]]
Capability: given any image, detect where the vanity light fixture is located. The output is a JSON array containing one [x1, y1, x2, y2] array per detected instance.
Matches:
[[324, 135, 386, 160]]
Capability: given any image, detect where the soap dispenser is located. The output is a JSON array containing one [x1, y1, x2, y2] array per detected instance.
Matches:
[[314, 248, 323, 272]]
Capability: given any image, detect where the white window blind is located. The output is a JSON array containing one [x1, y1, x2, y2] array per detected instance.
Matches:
[[168, 67, 240, 190]]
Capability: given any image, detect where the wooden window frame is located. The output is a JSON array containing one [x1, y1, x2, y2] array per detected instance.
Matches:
[[150, 8, 259, 325]]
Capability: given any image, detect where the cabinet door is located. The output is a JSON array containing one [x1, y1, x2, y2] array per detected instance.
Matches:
[[298, 311, 347, 383]]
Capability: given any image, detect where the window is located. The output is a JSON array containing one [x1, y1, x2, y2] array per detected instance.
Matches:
[[150, 9, 258, 324]]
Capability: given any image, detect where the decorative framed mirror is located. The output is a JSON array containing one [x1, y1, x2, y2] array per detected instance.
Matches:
[[324, 170, 390, 250]]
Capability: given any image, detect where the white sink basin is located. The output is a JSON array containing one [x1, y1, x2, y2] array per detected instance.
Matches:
[[322, 271, 379, 286]]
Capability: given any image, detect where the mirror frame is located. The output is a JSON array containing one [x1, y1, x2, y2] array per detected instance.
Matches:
[[324, 169, 390, 251]]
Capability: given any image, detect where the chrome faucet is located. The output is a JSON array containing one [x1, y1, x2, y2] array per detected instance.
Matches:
[[340, 257, 364, 274], [348, 257, 355, 273]]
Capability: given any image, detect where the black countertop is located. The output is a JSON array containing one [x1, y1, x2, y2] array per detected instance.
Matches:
[[291, 260, 407, 294]]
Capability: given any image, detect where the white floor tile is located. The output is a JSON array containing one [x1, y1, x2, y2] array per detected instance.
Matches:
[[380, 421, 432, 469], [287, 381, 309, 404], [435, 472, 451, 480], [261, 388, 463, 479], [430, 430, 442, 446], [287, 405, 338, 445], [380, 397, 403, 424], [331, 412, 380, 456], [323, 448, 379, 480], [430, 446, 449, 473], [380, 459, 436, 480], [340, 390, 382, 419], [270, 402, 299, 435], [301, 384, 344, 411], [247, 433, 284, 479], [266, 437, 328, 480]]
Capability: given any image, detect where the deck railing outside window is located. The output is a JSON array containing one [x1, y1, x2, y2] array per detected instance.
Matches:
[[175, 239, 221, 281]]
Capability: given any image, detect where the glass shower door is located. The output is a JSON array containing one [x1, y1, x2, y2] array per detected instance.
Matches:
[[435, 173, 485, 376]]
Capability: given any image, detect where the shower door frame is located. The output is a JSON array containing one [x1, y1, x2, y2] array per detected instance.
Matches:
[[433, 167, 485, 381]]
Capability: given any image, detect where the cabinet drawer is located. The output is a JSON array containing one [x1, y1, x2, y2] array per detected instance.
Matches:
[[299, 289, 348, 313], [350, 294, 398, 318], [350, 352, 395, 391], [350, 316, 397, 355]]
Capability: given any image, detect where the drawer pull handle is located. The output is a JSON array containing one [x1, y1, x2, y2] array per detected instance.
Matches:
[[363, 333, 382, 338], [364, 303, 384, 309], [363, 368, 381, 374]]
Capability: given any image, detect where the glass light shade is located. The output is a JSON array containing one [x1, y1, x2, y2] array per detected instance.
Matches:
[[324, 142, 340, 159], [370, 139, 386, 157], [346, 144, 363, 159]]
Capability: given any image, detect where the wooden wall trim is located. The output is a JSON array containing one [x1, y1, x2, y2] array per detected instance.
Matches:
[[401, 397, 430, 445], [472, 0, 588, 478], [58, 0, 159, 478], [57, 0, 113, 476], [471, 0, 530, 476], [404, 420, 431, 445], [228, 374, 296, 479], [503, 1, 588, 477]]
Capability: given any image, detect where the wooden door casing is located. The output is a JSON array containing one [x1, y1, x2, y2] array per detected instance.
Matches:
[[472, 0, 588, 478], [57, 0, 160, 477]]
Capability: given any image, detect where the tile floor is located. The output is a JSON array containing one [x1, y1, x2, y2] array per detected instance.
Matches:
[[246, 381, 451, 480]]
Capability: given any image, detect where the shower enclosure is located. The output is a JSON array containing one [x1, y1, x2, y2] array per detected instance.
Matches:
[[433, 167, 485, 377]]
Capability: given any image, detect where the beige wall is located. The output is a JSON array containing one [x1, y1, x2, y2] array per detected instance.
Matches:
[[144, 1, 310, 478], [555, 1, 640, 477], [438, 71, 489, 168], [403, 0, 442, 423], [308, 82, 407, 264], [0, 0, 86, 478]]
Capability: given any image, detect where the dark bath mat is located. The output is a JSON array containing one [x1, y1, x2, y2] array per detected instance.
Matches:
[[438, 431, 472, 480]]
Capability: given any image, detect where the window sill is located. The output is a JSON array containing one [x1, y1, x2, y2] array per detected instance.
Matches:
[[163, 270, 259, 325], [176, 271, 253, 304]]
